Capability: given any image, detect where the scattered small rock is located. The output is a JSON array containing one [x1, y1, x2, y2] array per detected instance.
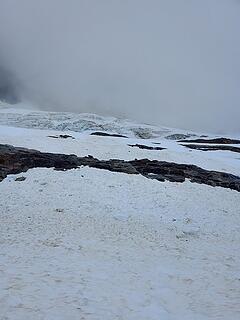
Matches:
[[48, 134, 75, 139], [15, 176, 26, 182]]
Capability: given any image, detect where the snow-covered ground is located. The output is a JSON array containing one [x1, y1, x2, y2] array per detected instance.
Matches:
[[0, 103, 240, 319]]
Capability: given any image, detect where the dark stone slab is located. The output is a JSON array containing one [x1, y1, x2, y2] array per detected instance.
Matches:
[[48, 134, 75, 139], [128, 144, 166, 151], [91, 132, 128, 138], [179, 138, 240, 144], [181, 144, 240, 154], [0, 144, 239, 192]]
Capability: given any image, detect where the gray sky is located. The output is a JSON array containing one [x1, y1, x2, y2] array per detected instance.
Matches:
[[0, 0, 239, 133]]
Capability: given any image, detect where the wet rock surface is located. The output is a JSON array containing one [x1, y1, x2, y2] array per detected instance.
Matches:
[[181, 144, 240, 154], [128, 144, 166, 151], [179, 137, 240, 144], [0, 144, 240, 191]]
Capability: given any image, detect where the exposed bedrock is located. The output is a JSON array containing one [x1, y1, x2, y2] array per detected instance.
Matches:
[[90, 132, 128, 138], [178, 138, 240, 144], [182, 144, 240, 154], [128, 144, 166, 151], [48, 134, 75, 139], [0, 144, 239, 192]]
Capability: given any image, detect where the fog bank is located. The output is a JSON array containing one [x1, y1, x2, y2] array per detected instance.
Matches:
[[0, 0, 240, 133]]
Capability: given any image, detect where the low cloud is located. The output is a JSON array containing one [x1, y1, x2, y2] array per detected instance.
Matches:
[[0, 0, 239, 133]]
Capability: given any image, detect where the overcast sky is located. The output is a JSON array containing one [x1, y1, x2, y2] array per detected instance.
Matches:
[[0, 0, 239, 133]]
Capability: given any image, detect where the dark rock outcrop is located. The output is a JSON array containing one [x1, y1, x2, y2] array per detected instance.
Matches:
[[48, 134, 75, 139], [128, 144, 166, 151], [91, 132, 128, 138], [181, 144, 240, 154], [179, 138, 240, 144], [0, 144, 239, 192]]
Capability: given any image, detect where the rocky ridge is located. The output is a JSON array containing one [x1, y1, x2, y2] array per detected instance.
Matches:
[[1, 144, 239, 192]]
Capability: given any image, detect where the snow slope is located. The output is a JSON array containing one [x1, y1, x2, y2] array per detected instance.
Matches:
[[0, 104, 240, 320]]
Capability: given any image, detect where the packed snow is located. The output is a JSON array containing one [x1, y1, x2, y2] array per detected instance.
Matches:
[[0, 103, 240, 320]]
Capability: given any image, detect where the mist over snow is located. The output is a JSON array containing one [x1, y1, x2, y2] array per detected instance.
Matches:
[[0, 0, 240, 133]]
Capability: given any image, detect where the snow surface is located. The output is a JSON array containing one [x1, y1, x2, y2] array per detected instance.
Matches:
[[0, 104, 240, 320]]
